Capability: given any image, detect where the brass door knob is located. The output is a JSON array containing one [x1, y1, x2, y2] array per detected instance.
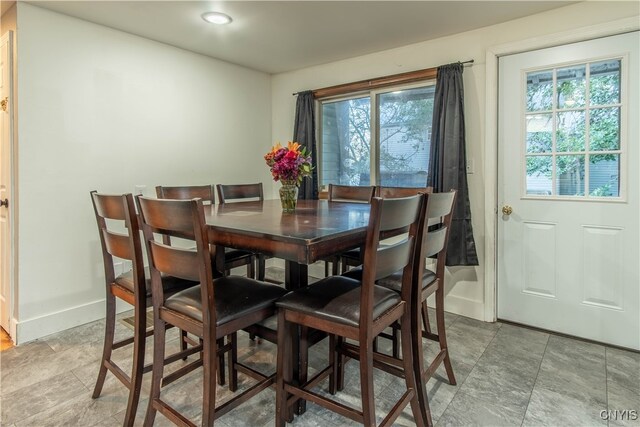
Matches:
[[502, 205, 513, 216]]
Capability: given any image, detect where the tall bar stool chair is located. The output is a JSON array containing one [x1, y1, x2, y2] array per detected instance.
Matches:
[[342, 190, 457, 423], [275, 194, 427, 427], [216, 183, 268, 281], [138, 196, 287, 426], [156, 185, 257, 278], [326, 184, 375, 276], [90, 192, 200, 427]]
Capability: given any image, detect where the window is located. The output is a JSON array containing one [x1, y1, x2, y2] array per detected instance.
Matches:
[[320, 84, 435, 188], [525, 59, 623, 198]]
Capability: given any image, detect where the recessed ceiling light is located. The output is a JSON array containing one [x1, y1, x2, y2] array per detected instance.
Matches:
[[201, 12, 232, 25]]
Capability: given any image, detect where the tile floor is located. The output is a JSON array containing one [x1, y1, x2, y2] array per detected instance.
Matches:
[[1, 267, 638, 427]]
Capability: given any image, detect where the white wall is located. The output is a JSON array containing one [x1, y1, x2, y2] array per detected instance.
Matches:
[[271, 1, 640, 321], [15, 3, 273, 343]]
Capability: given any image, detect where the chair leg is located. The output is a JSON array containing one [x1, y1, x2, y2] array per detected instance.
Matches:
[[435, 290, 456, 385], [402, 309, 430, 427], [422, 301, 432, 335], [217, 338, 226, 386], [359, 339, 376, 426], [123, 304, 146, 427], [257, 255, 266, 281], [336, 336, 346, 392], [180, 329, 188, 361], [228, 333, 238, 392], [276, 310, 293, 426], [202, 334, 217, 427], [247, 255, 256, 279], [143, 314, 166, 427], [392, 325, 400, 359], [332, 258, 340, 276], [329, 334, 337, 395], [298, 326, 309, 414], [92, 291, 115, 399]]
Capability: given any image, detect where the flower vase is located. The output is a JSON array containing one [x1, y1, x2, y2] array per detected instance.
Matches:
[[279, 181, 298, 213]]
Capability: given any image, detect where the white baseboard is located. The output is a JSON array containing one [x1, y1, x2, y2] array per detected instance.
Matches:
[[15, 298, 131, 345], [426, 293, 485, 321]]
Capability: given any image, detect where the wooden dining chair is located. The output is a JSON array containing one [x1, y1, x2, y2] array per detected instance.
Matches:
[[138, 196, 288, 426], [275, 194, 428, 427], [342, 190, 457, 422], [325, 184, 376, 276], [156, 185, 257, 279], [216, 183, 268, 281], [90, 191, 201, 427]]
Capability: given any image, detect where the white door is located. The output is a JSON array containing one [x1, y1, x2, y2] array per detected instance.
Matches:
[[0, 32, 13, 334], [498, 32, 639, 350]]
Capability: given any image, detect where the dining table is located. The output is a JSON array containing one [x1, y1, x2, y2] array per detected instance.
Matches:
[[204, 198, 371, 413]]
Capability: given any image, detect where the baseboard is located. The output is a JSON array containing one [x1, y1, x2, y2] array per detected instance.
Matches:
[[14, 298, 131, 345], [426, 293, 485, 322]]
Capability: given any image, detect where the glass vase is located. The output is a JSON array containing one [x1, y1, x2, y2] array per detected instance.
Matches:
[[279, 181, 299, 213]]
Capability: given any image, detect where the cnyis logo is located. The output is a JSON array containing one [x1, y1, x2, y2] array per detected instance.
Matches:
[[600, 410, 639, 421]]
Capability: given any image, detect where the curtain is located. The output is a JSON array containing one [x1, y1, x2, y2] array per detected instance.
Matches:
[[427, 63, 479, 266], [293, 91, 319, 200]]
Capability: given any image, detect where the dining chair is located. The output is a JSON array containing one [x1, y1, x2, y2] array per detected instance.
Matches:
[[275, 194, 428, 427], [342, 190, 457, 421], [90, 191, 201, 427], [156, 185, 257, 279], [216, 183, 268, 281], [138, 196, 288, 426], [325, 184, 376, 276]]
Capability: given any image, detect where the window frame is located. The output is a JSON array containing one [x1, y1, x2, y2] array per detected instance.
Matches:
[[520, 53, 628, 202], [317, 79, 436, 189]]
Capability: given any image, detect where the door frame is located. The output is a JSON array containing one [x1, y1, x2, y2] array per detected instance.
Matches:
[[0, 30, 16, 339], [483, 16, 640, 322]]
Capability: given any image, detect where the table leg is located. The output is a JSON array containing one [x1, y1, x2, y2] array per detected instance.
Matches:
[[284, 261, 308, 415]]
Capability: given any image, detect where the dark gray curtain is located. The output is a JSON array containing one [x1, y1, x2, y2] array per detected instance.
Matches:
[[427, 63, 479, 266], [293, 91, 319, 200]]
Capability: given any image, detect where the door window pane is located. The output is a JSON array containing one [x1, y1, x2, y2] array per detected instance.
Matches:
[[590, 107, 620, 151], [556, 155, 585, 196], [378, 87, 433, 187], [556, 65, 586, 109], [590, 60, 620, 105], [526, 156, 552, 195], [556, 111, 585, 152], [321, 97, 371, 186], [526, 114, 553, 153], [526, 70, 553, 111], [589, 154, 620, 197]]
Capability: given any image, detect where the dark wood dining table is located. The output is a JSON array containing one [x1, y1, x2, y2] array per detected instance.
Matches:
[[204, 198, 371, 413]]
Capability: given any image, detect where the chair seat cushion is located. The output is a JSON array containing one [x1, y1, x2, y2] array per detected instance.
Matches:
[[342, 267, 437, 294], [276, 276, 401, 328], [164, 277, 287, 326], [115, 267, 197, 297]]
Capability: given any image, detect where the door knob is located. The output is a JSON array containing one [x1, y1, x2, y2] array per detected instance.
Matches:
[[502, 205, 512, 216], [0, 199, 8, 208], [0, 97, 7, 112]]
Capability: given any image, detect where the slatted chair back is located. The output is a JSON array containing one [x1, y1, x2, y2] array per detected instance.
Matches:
[[377, 186, 432, 198], [155, 185, 215, 204], [327, 184, 375, 203], [360, 194, 425, 331], [137, 196, 215, 326], [91, 191, 145, 300], [216, 183, 264, 203], [415, 190, 457, 282]]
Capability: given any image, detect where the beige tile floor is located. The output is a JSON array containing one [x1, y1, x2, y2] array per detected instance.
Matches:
[[1, 267, 638, 426]]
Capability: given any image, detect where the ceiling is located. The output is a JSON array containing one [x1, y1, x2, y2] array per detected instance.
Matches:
[[26, 1, 576, 74]]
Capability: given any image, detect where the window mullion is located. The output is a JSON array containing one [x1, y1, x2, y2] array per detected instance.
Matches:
[[370, 95, 379, 186]]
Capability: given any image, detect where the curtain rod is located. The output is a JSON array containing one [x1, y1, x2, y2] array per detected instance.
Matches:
[[292, 59, 474, 97]]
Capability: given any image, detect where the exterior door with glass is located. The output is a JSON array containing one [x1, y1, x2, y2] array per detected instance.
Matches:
[[497, 32, 639, 350]]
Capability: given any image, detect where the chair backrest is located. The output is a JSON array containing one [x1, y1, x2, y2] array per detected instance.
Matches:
[[137, 196, 216, 327], [328, 184, 375, 203], [155, 185, 216, 204], [216, 183, 264, 203], [90, 191, 145, 299], [415, 190, 457, 282], [359, 194, 426, 332], [376, 186, 432, 199]]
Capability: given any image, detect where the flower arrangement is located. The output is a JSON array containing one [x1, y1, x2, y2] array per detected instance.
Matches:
[[264, 141, 313, 186]]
